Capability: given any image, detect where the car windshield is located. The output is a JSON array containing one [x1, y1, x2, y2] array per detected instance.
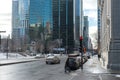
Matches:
[[47, 54, 54, 57], [68, 58, 76, 62]]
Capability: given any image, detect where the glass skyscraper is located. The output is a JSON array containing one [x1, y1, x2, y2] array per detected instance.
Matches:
[[12, 0, 19, 39], [29, 0, 52, 41], [19, 0, 29, 37], [29, 0, 52, 25], [52, 0, 83, 53], [12, 0, 83, 53], [13, 0, 52, 42]]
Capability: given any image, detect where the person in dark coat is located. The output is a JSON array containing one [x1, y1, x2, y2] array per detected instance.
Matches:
[[64, 58, 71, 73]]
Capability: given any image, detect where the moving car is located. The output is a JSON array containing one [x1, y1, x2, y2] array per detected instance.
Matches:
[[45, 54, 60, 64], [65, 53, 81, 72]]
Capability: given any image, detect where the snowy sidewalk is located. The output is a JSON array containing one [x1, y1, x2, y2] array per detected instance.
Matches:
[[0, 52, 41, 66], [83, 55, 120, 74], [0, 57, 40, 66]]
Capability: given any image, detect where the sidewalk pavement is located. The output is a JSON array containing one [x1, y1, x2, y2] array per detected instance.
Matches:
[[83, 55, 120, 74], [0, 57, 41, 66], [64, 55, 120, 80]]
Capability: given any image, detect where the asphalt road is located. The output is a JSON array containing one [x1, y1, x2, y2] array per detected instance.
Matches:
[[0, 57, 69, 80], [0, 56, 119, 80]]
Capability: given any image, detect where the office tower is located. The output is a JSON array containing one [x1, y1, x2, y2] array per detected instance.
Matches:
[[83, 16, 89, 49], [16, 0, 52, 42], [97, 0, 101, 55], [12, 0, 22, 49], [29, 0, 52, 41], [52, 0, 83, 53]]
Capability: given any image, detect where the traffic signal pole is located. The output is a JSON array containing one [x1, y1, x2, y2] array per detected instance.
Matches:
[[79, 36, 83, 69]]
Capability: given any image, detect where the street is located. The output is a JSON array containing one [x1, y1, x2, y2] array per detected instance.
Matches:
[[0, 56, 120, 80]]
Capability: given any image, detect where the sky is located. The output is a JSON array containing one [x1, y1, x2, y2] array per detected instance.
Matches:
[[0, 0, 12, 37], [0, 0, 97, 42], [83, 0, 97, 47]]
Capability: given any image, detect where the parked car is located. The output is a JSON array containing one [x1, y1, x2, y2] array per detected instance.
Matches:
[[65, 53, 81, 72], [45, 54, 60, 64]]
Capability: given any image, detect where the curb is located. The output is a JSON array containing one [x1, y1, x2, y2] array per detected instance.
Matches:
[[0, 59, 40, 66]]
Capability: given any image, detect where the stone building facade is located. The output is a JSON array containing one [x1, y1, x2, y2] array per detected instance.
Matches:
[[99, 0, 120, 70]]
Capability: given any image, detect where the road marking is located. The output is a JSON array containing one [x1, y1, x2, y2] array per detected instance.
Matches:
[[99, 75, 103, 80], [68, 76, 74, 80], [68, 73, 77, 80], [71, 73, 78, 76], [116, 75, 120, 78]]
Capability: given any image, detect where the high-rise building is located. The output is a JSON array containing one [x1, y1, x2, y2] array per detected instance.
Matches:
[[29, 0, 52, 41], [83, 16, 89, 49], [12, 0, 22, 49], [13, 0, 53, 42], [18, 0, 30, 44], [100, 0, 120, 70], [12, 0, 53, 52], [12, 0, 30, 50], [12, 0, 19, 39], [52, 0, 83, 53], [97, 0, 101, 55]]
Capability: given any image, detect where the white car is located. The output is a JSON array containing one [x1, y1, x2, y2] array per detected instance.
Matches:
[[35, 54, 45, 58], [45, 54, 60, 64]]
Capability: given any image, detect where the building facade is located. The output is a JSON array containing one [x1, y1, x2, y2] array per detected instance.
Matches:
[[83, 16, 89, 49], [100, 0, 120, 70], [29, 0, 52, 41], [12, 0, 53, 52], [12, 0, 53, 42], [12, 0, 19, 39], [52, 0, 83, 53], [97, 0, 101, 54], [12, 0, 22, 50], [19, 0, 29, 37]]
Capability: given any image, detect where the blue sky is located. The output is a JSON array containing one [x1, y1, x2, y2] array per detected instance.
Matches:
[[83, 0, 97, 44]]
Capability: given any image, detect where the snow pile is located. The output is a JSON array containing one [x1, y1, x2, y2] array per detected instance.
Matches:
[[0, 52, 26, 60]]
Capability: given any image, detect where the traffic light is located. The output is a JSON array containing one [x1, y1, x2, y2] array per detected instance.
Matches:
[[79, 36, 83, 53], [83, 47, 86, 53], [79, 36, 84, 69]]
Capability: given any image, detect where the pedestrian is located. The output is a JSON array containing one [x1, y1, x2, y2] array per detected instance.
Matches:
[[98, 54, 101, 60], [64, 58, 71, 73]]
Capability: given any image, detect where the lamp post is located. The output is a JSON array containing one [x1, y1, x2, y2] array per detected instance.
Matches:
[[6, 34, 10, 59], [0, 31, 6, 52]]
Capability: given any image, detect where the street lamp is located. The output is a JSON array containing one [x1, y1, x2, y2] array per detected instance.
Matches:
[[0, 31, 6, 52], [6, 34, 10, 59]]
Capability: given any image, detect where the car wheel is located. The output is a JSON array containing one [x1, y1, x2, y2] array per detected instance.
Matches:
[[46, 61, 48, 64], [58, 61, 60, 64]]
